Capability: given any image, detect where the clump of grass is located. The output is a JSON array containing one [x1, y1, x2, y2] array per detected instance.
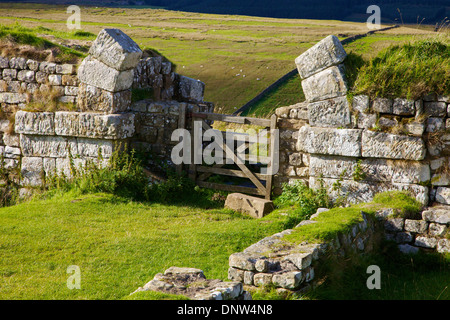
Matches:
[[350, 39, 450, 100], [0, 22, 85, 63], [274, 179, 330, 222]]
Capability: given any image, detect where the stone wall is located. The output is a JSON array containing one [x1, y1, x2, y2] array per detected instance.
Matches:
[[0, 28, 212, 187], [228, 209, 377, 292], [381, 206, 449, 254], [274, 35, 450, 207]]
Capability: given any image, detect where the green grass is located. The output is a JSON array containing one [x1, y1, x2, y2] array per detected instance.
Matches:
[[241, 73, 304, 118], [350, 38, 450, 100], [0, 191, 297, 299], [283, 191, 423, 244], [305, 245, 450, 300], [0, 23, 86, 63]]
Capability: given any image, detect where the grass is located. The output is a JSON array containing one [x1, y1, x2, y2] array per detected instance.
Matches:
[[283, 191, 424, 244], [0, 191, 298, 299], [305, 245, 450, 300], [350, 38, 450, 100]]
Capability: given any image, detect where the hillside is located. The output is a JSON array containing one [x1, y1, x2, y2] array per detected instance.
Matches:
[[8, 0, 450, 24]]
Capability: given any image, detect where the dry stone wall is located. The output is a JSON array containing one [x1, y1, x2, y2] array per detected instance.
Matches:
[[275, 35, 449, 207], [0, 28, 212, 187], [228, 210, 377, 292]]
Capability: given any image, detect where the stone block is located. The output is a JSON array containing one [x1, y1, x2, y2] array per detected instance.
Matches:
[[0, 92, 27, 104], [21, 157, 43, 186], [428, 223, 447, 237], [372, 98, 393, 113], [301, 65, 347, 102], [385, 218, 405, 232], [404, 219, 428, 233], [309, 176, 429, 205], [48, 74, 62, 86], [229, 252, 257, 271], [2, 69, 17, 80], [225, 193, 274, 218], [26, 59, 39, 71], [405, 121, 425, 136], [415, 236, 437, 248], [435, 187, 450, 205], [307, 96, 351, 128], [20, 135, 77, 158], [295, 35, 347, 79], [17, 70, 35, 82], [352, 95, 370, 113], [422, 205, 450, 223], [39, 62, 56, 74], [15, 110, 55, 135], [55, 64, 74, 74], [228, 267, 244, 282], [398, 244, 419, 254], [178, 75, 204, 102], [297, 126, 362, 157], [272, 271, 303, 289], [88, 28, 142, 71], [76, 83, 131, 113], [424, 101, 447, 117], [308, 155, 430, 184], [77, 55, 134, 92], [437, 239, 450, 253], [426, 117, 445, 132], [361, 130, 426, 160], [356, 112, 377, 129], [54, 112, 135, 140], [76, 138, 116, 158], [392, 98, 415, 115], [253, 273, 273, 287], [285, 252, 312, 269]]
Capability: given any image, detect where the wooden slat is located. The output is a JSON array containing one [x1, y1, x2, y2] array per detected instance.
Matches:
[[196, 165, 269, 180], [191, 112, 271, 127], [197, 181, 263, 196]]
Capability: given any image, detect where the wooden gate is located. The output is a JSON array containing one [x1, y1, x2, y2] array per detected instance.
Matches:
[[175, 105, 278, 200]]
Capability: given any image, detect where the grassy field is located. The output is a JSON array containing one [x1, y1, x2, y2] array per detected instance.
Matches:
[[0, 3, 438, 115], [0, 189, 448, 300], [0, 191, 296, 299]]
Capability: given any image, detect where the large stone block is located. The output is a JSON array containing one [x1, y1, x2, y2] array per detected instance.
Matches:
[[15, 111, 55, 135], [361, 130, 426, 160], [297, 126, 362, 157], [77, 55, 134, 92], [301, 65, 348, 102], [76, 83, 131, 113], [76, 138, 116, 158], [422, 205, 450, 224], [307, 96, 351, 128], [20, 134, 77, 158], [225, 193, 274, 218], [21, 157, 43, 186], [295, 35, 347, 79], [54, 112, 135, 139], [309, 155, 430, 184], [88, 28, 142, 71]]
